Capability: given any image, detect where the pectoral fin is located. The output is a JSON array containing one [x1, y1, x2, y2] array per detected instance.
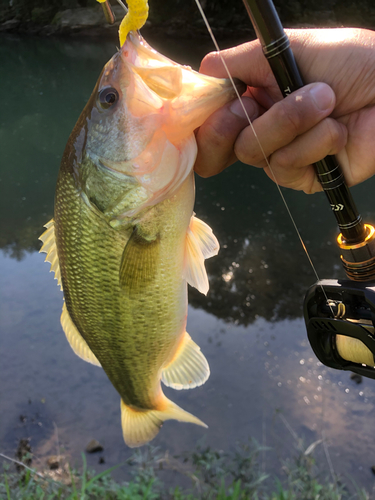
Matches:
[[61, 303, 101, 367], [39, 219, 62, 290], [162, 331, 210, 390], [119, 228, 160, 292], [183, 215, 219, 295]]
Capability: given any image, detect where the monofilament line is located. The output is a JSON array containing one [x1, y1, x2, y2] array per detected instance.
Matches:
[[116, 0, 128, 13], [195, 1, 337, 483], [194, 0, 326, 288]]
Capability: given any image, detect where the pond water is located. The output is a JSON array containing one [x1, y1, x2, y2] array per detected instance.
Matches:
[[1, 33, 375, 493]]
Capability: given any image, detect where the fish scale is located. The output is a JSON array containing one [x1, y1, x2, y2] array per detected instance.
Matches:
[[40, 31, 242, 446], [56, 157, 193, 408]]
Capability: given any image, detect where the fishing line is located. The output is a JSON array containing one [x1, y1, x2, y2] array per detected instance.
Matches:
[[194, 0, 327, 289], [116, 0, 128, 12], [194, 1, 338, 483]]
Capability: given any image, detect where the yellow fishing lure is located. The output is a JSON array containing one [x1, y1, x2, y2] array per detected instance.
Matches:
[[97, 0, 149, 46]]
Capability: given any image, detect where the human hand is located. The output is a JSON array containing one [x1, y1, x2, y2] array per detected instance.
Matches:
[[194, 28, 375, 193]]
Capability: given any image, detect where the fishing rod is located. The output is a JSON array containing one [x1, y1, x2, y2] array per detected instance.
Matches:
[[242, 0, 375, 378]]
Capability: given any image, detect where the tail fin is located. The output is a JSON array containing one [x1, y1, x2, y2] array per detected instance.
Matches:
[[120, 396, 207, 448]]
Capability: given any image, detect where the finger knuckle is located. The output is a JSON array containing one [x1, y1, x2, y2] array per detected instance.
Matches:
[[234, 142, 260, 166], [200, 51, 222, 74], [272, 146, 294, 170], [324, 119, 347, 153], [233, 131, 259, 165], [206, 121, 228, 145], [194, 166, 213, 179], [274, 104, 302, 138]]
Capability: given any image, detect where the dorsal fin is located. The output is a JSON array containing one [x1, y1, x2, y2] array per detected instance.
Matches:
[[61, 303, 101, 367], [39, 219, 62, 290], [183, 215, 219, 295]]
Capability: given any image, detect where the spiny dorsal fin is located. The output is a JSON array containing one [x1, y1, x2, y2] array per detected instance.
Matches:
[[162, 331, 210, 390], [120, 394, 207, 448], [61, 303, 101, 367], [119, 228, 160, 293], [183, 215, 219, 295], [39, 219, 62, 290]]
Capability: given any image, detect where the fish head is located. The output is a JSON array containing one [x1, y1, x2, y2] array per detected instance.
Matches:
[[70, 32, 244, 215]]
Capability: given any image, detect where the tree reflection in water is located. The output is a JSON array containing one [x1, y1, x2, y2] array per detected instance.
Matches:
[[2, 34, 375, 324], [3, 37, 375, 494]]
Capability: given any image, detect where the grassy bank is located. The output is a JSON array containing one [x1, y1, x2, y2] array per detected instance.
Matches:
[[0, 440, 369, 499]]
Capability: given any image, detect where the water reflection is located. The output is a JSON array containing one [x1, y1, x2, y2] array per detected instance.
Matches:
[[2, 34, 375, 493], [0, 33, 221, 259], [2, 250, 375, 491], [191, 165, 375, 324], [0, 35, 117, 258]]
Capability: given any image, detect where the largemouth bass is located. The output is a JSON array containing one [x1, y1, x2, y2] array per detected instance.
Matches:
[[40, 32, 241, 447]]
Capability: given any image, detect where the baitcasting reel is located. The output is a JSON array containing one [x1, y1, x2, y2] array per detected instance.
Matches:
[[304, 279, 375, 378], [304, 228, 375, 378]]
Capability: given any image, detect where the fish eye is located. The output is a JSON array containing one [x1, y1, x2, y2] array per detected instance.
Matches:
[[98, 87, 119, 109]]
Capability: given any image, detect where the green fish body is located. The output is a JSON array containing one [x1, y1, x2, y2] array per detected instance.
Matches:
[[40, 32, 240, 447]]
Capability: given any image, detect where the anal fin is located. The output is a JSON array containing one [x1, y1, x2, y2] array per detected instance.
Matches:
[[61, 303, 101, 367], [162, 331, 210, 390], [121, 394, 207, 448]]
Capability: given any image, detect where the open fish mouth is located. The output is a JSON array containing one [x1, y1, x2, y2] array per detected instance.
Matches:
[[120, 31, 246, 110]]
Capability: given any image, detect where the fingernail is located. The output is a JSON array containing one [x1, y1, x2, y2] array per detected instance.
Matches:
[[230, 97, 257, 120], [309, 83, 335, 111]]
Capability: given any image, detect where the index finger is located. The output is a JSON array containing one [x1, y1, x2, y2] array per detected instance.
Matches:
[[200, 39, 281, 100]]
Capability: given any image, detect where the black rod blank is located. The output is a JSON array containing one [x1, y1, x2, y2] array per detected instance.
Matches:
[[242, 0, 366, 244]]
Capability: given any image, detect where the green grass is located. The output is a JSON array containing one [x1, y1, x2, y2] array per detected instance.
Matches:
[[0, 440, 370, 500]]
